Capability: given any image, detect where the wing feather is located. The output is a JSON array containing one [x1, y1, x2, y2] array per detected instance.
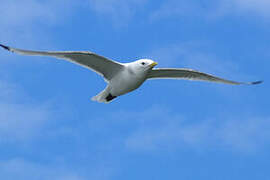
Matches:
[[147, 68, 262, 85], [0, 44, 123, 80]]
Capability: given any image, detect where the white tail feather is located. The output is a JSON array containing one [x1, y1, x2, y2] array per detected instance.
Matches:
[[91, 86, 111, 103]]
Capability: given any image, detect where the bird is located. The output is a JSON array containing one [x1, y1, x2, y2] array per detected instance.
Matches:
[[0, 44, 262, 103]]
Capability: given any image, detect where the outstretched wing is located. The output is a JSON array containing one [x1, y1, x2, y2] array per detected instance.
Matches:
[[147, 68, 262, 85], [0, 44, 124, 80]]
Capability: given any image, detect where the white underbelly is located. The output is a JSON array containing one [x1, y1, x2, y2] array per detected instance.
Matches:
[[110, 71, 146, 96]]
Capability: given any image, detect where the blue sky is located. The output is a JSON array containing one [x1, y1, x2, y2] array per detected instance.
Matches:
[[0, 0, 269, 179]]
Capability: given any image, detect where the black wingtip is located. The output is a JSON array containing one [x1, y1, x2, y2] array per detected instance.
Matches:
[[250, 80, 263, 85], [0, 44, 11, 51]]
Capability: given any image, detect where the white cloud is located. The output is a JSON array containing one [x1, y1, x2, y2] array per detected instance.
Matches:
[[0, 80, 57, 143], [124, 106, 270, 153], [0, 103, 51, 142], [224, 0, 270, 17], [150, 0, 210, 21], [219, 117, 270, 150], [0, 158, 119, 180], [0, 159, 85, 180], [0, 1, 79, 143], [0, 0, 75, 27], [0, 0, 77, 47], [88, 0, 147, 25], [145, 42, 244, 80], [150, 0, 270, 21]]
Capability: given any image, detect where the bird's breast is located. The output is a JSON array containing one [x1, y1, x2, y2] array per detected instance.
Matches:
[[110, 69, 146, 96]]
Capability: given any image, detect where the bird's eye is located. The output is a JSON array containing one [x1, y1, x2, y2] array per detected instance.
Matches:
[[141, 62, 145, 65]]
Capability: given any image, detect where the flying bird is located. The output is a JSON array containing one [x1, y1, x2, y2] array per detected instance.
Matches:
[[0, 44, 262, 103]]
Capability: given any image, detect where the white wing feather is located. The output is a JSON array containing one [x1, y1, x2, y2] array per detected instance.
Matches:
[[147, 68, 262, 85], [0, 44, 123, 80]]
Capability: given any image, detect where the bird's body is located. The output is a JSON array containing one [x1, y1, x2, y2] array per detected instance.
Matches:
[[112, 60, 155, 95], [109, 70, 143, 96], [93, 59, 156, 102], [0, 44, 262, 103]]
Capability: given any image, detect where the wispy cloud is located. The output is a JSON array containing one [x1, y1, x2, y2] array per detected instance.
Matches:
[[0, 0, 77, 46], [222, 0, 270, 17], [150, 0, 214, 21], [88, 0, 148, 25], [0, 0, 76, 27], [0, 80, 57, 143], [145, 42, 243, 79], [0, 157, 120, 180], [0, 103, 51, 142], [0, 159, 85, 180], [124, 106, 270, 153], [150, 0, 270, 21], [0, 78, 118, 179], [76, 105, 270, 154], [0, 0, 80, 143]]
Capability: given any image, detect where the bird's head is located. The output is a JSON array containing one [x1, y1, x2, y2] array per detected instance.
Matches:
[[128, 59, 158, 73]]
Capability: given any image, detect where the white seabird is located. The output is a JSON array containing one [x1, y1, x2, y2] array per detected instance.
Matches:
[[0, 44, 262, 103]]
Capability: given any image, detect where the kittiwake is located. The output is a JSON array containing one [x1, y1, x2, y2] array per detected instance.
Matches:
[[0, 44, 262, 103]]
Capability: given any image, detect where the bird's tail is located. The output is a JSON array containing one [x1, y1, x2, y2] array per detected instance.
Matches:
[[91, 86, 117, 103]]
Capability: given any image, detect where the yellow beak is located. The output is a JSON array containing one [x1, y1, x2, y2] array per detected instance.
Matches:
[[150, 62, 158, 68]]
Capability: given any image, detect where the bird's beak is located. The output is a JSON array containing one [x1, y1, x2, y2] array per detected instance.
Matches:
[[150, 62, 158, 68]]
